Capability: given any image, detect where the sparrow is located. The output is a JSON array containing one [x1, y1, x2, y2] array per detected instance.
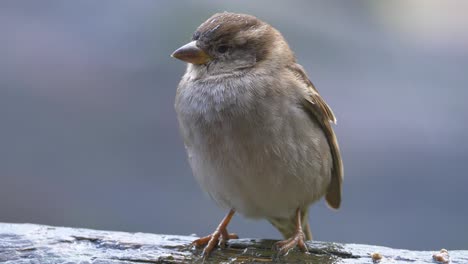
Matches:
[[171, 12, 343, 257]]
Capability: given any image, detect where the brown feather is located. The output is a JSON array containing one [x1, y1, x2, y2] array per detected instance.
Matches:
[[287, 63, 343, 209]]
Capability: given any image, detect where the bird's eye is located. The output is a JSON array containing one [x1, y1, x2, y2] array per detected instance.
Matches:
[[217, 45, 229, 53]]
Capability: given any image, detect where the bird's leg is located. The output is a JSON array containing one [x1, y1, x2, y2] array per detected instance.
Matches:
[[273, 208, 309, 255], [192, 209, 238, 257]]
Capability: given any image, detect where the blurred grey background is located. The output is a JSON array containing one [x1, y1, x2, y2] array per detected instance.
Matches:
[[1, 0, 467, 251]]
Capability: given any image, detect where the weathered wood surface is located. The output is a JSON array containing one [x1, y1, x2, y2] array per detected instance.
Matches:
[[0, 223, 466, 263]]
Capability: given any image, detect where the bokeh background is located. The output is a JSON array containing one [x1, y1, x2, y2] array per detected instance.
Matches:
[[1, 0, 467, 251]]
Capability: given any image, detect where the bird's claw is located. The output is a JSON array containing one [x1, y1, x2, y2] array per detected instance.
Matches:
[[273, 230, 308, 255], [192, 229, 238, 256]]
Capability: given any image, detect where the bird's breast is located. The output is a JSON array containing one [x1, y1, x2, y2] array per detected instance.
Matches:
[[175, 77, 331, 219]]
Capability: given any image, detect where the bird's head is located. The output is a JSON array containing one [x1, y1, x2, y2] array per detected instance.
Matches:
[[171, 12, 294, 77]]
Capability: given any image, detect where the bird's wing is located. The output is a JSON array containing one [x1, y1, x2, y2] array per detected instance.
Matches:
[[288, 63, 343, 209]]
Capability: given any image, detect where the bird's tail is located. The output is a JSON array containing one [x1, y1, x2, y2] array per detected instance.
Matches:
[[268, 208, 312, 240]]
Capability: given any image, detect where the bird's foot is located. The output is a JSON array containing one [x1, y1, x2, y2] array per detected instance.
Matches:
[[273, 229, 308, 255], [191, 209, 238, 257], [192, 228, 238, 256]]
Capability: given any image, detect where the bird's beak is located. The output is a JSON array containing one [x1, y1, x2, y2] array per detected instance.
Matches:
[[171, 41, 212, 65]]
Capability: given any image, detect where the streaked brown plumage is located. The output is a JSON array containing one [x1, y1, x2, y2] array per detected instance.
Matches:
[[172, 12, 343, 257]]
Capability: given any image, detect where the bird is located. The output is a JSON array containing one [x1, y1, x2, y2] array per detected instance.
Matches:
[[171, 12, 343, 257]]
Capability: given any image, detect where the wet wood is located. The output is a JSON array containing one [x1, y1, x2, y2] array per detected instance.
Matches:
[[0, 223, 466, 263]]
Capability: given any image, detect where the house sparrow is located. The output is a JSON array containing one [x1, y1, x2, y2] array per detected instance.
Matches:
[[172, 12, 343, 257]]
